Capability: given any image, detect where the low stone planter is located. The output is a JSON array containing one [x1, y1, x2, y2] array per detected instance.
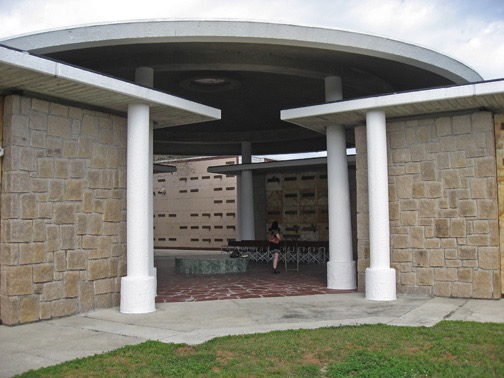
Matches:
[[175, 255, 249, 274]]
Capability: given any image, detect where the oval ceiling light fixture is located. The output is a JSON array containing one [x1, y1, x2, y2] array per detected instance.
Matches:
[[180, 76, 241, 92]]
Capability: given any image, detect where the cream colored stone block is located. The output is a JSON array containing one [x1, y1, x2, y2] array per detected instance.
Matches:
[[50, 102, 69, 116], [412, 182, 425, 198], [38, 202, 52, 219], [433, 282, 451, 297], [94, 278, 115, 294], [2, 193, 21, 219], [413, 250, 429, 267], [89, 237, 111, 259], [440, 136, 457, 152], [401, 211, 417, 226], [42, 281, 63, 301], [467, 234, 489, 246], [472, 111, 493, 131], [458, 200, 477, 217], [48, 115, 72, 138], [20, 296, 39, 323], [39, 302, 52, 320], [450, 219, 466, 237], [104, 199, 122, 222], [451, 282, 472, 298], [63, 271, 80, 298], [19, 242, 45, 265], [33, 264, 53, 283], [458, 247, 477, 260], [65, 180, 83, 200], [457, 268, 473, 282], [435, 117, 452, 137], [54, 250, 67, 272], [479, 247, 500, 269], [80, 281, 94, 312], [4, 171, 31, 192], [473, 270, 493, 299], [421, 161, 436, 181], [474, 157, 495, 178], [430, 250, 445, 266], [52, 298, 79, 318], [392, 249, 411, 262], [67, 250, 87, 270], [443, 171, 461, 189], [91, 144, 108, 168], [88, 259, 109, 280], [49, 180, 64, 201], [4, 220, 33, 243], [54, 203, 74, 224], [452, 114, 471, 135], [88, 213, 103, 235], [46, 225, 60, 252], [416, 268, 434, 285], [95, 294, 113, 309], [434, 219, 449, 237], [478, 199, 497, 219], [418, 199, 436, 218], [434, 267, 457, 281], [6, 266, 32, 295]]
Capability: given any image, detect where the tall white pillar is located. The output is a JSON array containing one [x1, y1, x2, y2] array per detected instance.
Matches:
[[326, 126, 356, 289], [241, 142, 255, 240], [365, 110, 396, 301], [135, 67, 157, 285], [120, 102, 156, 314], [236, 174, 242, 240], [325, 76, 356, 289]]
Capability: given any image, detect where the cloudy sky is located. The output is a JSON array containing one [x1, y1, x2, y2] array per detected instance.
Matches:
[[0, 0, 503, 81]]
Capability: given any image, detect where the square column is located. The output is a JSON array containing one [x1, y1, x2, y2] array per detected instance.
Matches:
[[365, 110, 396, 301]]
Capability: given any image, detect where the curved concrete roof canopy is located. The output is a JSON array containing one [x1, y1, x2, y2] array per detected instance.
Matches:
[[1, 20, 482, 156]]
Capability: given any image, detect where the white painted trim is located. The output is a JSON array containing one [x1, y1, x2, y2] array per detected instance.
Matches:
[[2, 20, 481, 84], [0, 46, 221, 120], [281, 79, 504, 123]]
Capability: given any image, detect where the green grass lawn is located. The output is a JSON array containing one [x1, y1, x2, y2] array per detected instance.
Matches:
[[17, 321, 504, 377]]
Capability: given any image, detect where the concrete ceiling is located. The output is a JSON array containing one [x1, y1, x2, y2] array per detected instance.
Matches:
[[1, 20, 482, 156]]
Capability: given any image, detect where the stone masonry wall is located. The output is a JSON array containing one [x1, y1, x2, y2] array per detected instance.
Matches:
[[0, 95, 127, 325], [356, 111, 501, 299], [494, 113, 504, 294]]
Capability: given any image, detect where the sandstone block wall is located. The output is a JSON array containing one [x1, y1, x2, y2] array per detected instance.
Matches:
[[494, 113, 504, 293], [356, 111, 501, 299], [0, 95, 127, 325]]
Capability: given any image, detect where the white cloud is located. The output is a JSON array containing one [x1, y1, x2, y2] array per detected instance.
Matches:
[[0, 0, 502, 78]]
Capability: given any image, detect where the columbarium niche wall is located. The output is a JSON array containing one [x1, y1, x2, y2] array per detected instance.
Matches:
[[0, 95, 127, 325], [265, 171, 330, 241], [356, 111, 501, 299]]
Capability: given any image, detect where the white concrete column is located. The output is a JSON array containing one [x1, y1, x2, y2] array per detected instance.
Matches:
[[325, 76, 356, 290], [365, 110, 396, 301], [120, 102, 156, 314], [236, 174, 242, 240], [326, 125, 356, 289], [135, 67, 157, 284], [241, 142, 255, 240], [325, 76, 343, 102]]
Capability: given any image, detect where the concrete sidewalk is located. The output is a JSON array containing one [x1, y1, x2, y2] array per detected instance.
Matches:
[[1, 293, 503, 377]]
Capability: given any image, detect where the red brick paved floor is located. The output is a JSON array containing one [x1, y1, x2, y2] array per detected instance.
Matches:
[[155, 256, 356, 303]]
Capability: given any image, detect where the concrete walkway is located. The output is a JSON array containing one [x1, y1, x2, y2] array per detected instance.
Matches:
[[1, 293, 503, 377]]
